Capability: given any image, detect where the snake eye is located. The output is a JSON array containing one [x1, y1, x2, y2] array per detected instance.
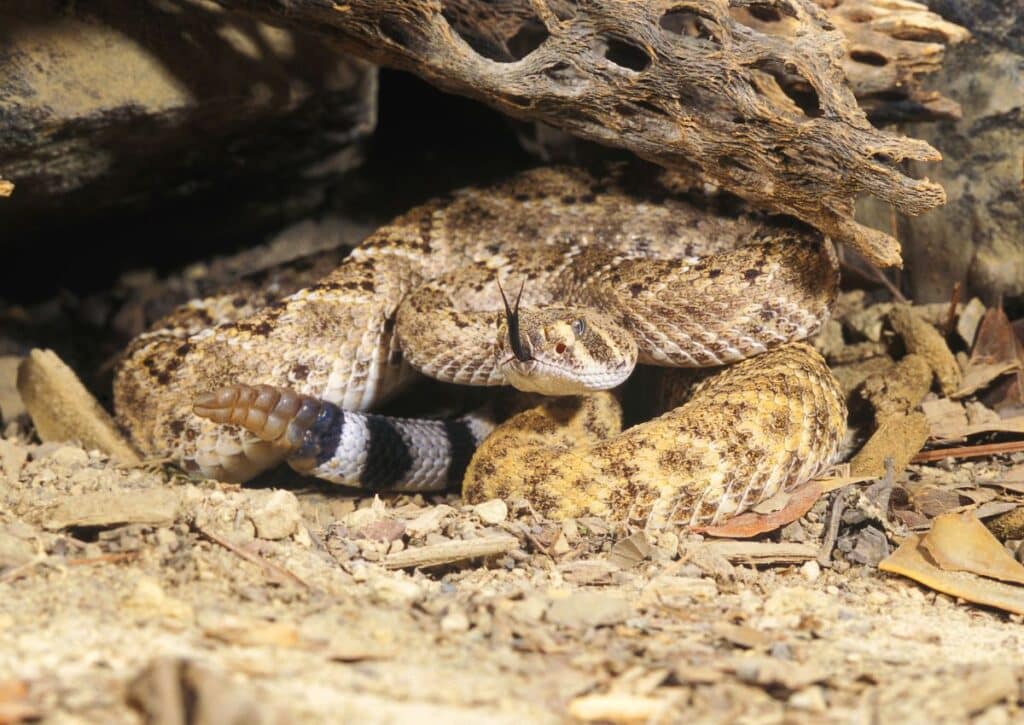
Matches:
[[571, 318, 586, 337]]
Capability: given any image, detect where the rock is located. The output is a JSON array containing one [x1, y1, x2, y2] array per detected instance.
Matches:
[[42, 445, 90, 469], [440, 607, 471, 634], [124, 577, 194, 622], [800, 560, 821, 583], [546, 591, 631, 629], [472, 499, 508, 525], [405, 505, 455, 538], [247, 490, 302, 541], [789, 686, 828, 713]]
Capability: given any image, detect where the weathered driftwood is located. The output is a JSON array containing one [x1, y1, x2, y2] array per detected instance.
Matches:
[[748, 0, 970, 123], [215, 0, 948, 267]]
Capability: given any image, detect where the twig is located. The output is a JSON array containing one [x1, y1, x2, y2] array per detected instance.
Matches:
[[912, 439, 1024, 463], [817, 491, 846, 568], [194, 524, 311, 590], [383, 535, 519, 570], [701, 541, 818, 565]]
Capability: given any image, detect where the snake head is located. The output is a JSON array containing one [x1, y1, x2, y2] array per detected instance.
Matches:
[[495, 297, 638, 396]]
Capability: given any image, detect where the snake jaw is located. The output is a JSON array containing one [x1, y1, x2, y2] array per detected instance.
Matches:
[[498, 278, 531, 362]]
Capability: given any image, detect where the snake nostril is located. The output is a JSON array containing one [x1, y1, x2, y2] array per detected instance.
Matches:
[[555, 342, 567, 355]]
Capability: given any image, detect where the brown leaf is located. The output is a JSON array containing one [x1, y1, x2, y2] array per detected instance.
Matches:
[[879, 534, 1024, 615], [920, 512, 1024, 585], [695, 481, 822, 538], [954, 301, 1024, 399]]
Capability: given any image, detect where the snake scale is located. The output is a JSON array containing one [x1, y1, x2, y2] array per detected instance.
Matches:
[[114, 164, 846, 527]]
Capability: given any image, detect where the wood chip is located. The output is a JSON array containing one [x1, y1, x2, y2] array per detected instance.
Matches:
[[701, 541, 818, 566], [16, 349, 141, 464], [383, 535, 519, 569], [0, 179, 13, 197], [41, 489, 179, 530], [712, 622, 770, 649], [956, 297, 986, 347]]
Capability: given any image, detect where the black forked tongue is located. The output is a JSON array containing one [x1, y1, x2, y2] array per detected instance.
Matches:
[[498, 278, 531, 362]]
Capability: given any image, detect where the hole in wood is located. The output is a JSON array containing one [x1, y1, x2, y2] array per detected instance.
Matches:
[[440, 3, 548, 62], [507, 19, 550, 60], [660, 8, 721, 44], [850, 49, 888, 66], [747, 4, 782, 22], [602, 36, 652, 71], [379, 16, 417, 50], [749, 59, 823, 118]]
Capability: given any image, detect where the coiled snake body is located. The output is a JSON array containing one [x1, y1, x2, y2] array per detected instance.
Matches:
[[114, 165, 846, 527]]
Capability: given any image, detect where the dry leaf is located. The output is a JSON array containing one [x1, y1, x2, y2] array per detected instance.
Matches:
[[879, 534, 1024, 616], [695, 481, 821, 538], [921, 513, 1024, 585], [608, 532, 653, 569], [954, 302, 1023, 399]]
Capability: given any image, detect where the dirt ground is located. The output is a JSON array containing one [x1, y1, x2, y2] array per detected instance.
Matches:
[[2, 229, 1024, 724]]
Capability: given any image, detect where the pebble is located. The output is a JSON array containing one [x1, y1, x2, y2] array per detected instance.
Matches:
[[247, 490, 302, 540], [440, 607, 471, 633], [405, 505, 454, 538], [788, 685, 828, 712], [867, 590, 889, 606], [473, 499, 508, 525], [44, 445, 90, 469], [800, 560, 820, 583]]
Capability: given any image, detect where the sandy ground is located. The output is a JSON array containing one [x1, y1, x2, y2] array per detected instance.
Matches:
[[2, 228, 1023, 724]]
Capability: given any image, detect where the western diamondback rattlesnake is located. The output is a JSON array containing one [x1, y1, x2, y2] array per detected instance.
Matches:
[[114, 164, 846, 527]]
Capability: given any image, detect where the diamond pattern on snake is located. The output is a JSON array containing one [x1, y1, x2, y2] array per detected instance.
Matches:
[[114, 164, 846, 527]]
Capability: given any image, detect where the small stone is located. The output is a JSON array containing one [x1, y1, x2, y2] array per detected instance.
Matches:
[[343, 496, 388, 531], [405, 504, 454, 538], [124, 576, 193, 621], [293, 525, 312, 548], [44, 445, 90, 469], [800, 560, 820, 583], [440, 607, 470, 633], [472, 499, 507, 525], [247, 489, 301, 540], [154, 527, 177, 547], [788, 685, 828, 712], [551, 531, 572, 556], [867, 590, 889, 606], [368, 573, 423, 604]]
